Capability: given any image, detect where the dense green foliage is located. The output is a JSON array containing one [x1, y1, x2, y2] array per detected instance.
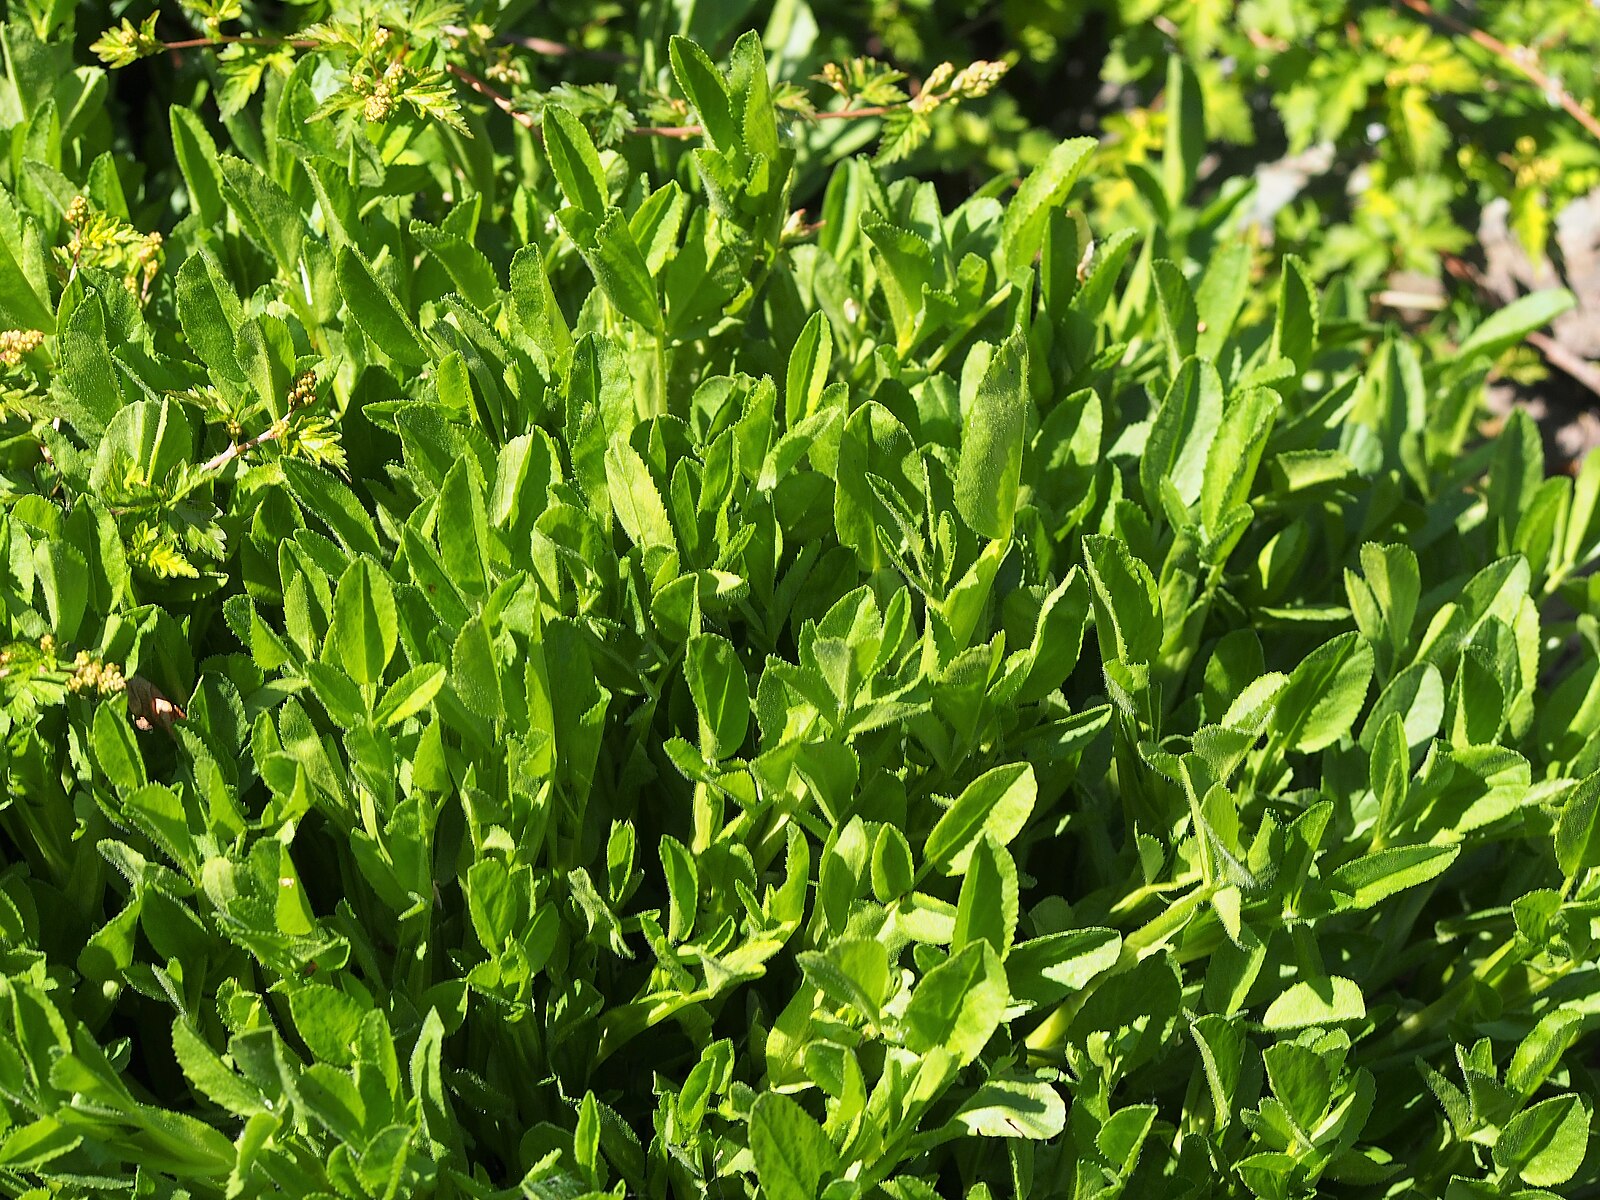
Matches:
[[804, 0, 1600, 288], [0, 3, 1598, 1199]]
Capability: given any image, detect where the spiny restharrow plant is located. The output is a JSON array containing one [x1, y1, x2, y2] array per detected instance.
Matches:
[[0, 4, 1597, 1199]]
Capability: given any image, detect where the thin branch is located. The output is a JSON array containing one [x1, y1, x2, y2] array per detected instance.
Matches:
[[445, 62, 540, 132], [1394, 0, 1600, 144], [440, 24, 631, 63], [1442, 251, 1600, 401], [447, 62, 899, 141], [1375, 288, 1448, 311], [1528, 329, 1600, 401], [630, 122, 701, 139], [813, 105, 896, 122], [161, 34, 317, 50], [200, 420, 287, 473], [156, 30, 914, 144], [631, 104, 898, 139]]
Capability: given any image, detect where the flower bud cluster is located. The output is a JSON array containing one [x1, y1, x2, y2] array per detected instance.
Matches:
[[287, 369, 319, 410], [950, 60, 1007, 99], [487, 49, 527, 87], [67, 650, 126, 697], [364, 83, 395, 122], [0, 329, 44, 366], [359, 62, 408, 122]]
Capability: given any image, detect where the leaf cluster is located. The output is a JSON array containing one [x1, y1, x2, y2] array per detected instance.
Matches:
[[0, 11, 1597, 1200]]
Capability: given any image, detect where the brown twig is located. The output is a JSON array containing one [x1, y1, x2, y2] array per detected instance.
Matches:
[[161, 34, 317, 50], [630, 122, 702, 138], [445, 62, 540, 132], [440, 24, 631, 63], [447, 61, 899, 142], [1394, 0, 1600, 145], [630, 106, 896, 139], [1375, 288, 1449, 312], [1442, 251, 1600, 400], [200, 420, 287, 473], [1527, 329, 1600, 400]]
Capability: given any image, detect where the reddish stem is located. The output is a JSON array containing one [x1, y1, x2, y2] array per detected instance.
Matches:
[[200, 420, 286, 472], [161, 35, 317, 50], [440, 24, 631, 63], [445, 62, 539, 132], [631, 104, 897, 139]]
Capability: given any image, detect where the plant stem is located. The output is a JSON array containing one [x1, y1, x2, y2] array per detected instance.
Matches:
[[161, 34, 317, 50], [440, 23, 631, 62], [445, 62, 539, 132], [1439, 251, 1600, 404], [200, 418, 288, 472], [632, 104, 897, 139]]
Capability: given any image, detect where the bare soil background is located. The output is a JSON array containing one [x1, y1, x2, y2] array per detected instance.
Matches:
[[1479, 187, 1600, 471]]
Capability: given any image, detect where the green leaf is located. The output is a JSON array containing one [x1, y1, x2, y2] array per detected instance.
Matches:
[[953, 835, 1018, 956], [749, 1092, 838, 1200], [543, 106, 609, 217], [1271, 632, 1373, 753], [286, 984, 366, 1066], [92, 704, 145, 794], [669, 37, 739, 155], [951, 1077, 1066, 1140], [1083, 535, 1162, 665], [1493, 1095, 1590, 1188], [219, 155, 305, 278], [281, 460, 383, 559], [170, 107, 225, 227], [1261, 976, 1366, 1030], [902, 942, 1008, 1066], [1269, 255, 1318, 377], [924, 763, 1037, 877], [1161, 56, 1203, 208], [566, 207, 663, 334], [954, 331, 1029, 539], [1457, 289, 1575, 362], [337, 246, 429, 368], [410, 218, 499, 312], [1329, 844, 1458, 910], [1001, 137, 1095, 280], [1007, 928, 1121, 1011], [306, 660, 365, 727], [1143, 357, 1222, 510], [1200, 387, 1278, 536], [374, 663, 446, 727], [1152, 260, 1198, 375], [52, 294, 126, 436], [605, 438, 676, 551], [871, 825, 915, 901], [176, 250, 244, 386], [452, 615, 504, 722], [1554, 770, 1600, 878], [685, 633, 748, 760], [660, 835, 698, 942], [509, 243, 572, 361], [1195, 240, 1251, 358], [785, 311, 833, 428], [325, 559, 397, 686], [171, 1020, 265, 1118]]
